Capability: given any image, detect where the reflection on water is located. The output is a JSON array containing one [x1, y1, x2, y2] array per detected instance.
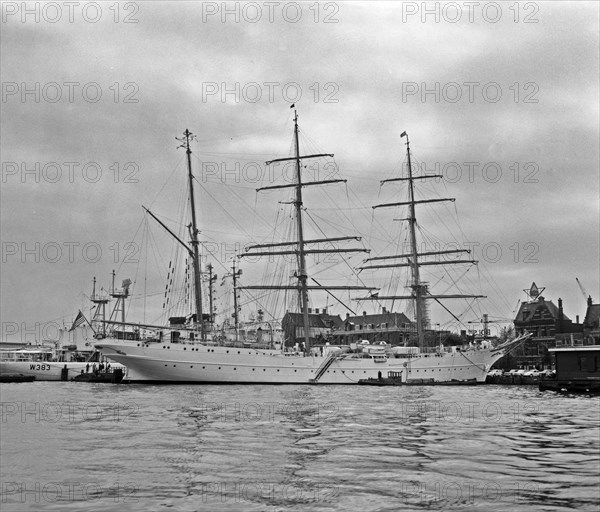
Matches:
[[1, 383, 598, 511]]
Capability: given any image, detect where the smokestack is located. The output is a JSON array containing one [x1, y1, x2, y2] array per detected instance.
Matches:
[[558, 298, 564, 334]]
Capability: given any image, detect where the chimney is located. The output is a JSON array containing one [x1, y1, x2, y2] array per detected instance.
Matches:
[[576, 315, 579, 324], [346, 313, 350, 319], [382, 306, 387, 314], [588, 295, 593, 307], [558, 298, 564, 334]]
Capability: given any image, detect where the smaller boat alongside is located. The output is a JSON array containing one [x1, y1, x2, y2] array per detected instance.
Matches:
[[72, 367, 125, 383], [0, 311, 124, 382], [0, 347, 122, 382]]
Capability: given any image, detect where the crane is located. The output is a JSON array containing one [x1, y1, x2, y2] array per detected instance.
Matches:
[[576, 278, 591, 300]]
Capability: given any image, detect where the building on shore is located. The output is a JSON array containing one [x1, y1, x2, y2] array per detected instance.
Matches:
[[281, 309, 344, 347], [582, 297, 600, 344], [330, 309, 415, 345], [497, 282, 597, 370]]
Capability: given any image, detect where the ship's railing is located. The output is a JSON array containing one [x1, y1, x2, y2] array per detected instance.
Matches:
[[332, 326, 414, 334]]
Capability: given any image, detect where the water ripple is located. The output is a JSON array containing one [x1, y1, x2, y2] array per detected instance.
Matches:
[[1, 383, 598, 511]]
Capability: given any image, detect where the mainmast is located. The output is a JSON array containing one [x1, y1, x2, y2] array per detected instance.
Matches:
[[292, 111, 311, 350], [239, 108, 374, 352], [180, 129, 204, 339]]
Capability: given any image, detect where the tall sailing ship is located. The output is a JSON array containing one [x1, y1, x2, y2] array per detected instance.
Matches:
[[96, 113, 529, 383]]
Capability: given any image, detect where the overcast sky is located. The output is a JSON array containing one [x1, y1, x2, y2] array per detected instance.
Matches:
[[1, 1, 598, 341]]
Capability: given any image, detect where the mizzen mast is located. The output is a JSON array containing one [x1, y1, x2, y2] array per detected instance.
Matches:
[[358, 132, 483, 348]]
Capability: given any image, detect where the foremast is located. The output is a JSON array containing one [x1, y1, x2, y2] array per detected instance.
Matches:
[[182, 129, 205, 340], [239, 109, 374, 352], [359, 131, 484, 349], [144, 130, 205, 339]]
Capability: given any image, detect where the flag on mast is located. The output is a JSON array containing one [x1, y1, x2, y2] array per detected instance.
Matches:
[[69, 310, 87, 331]]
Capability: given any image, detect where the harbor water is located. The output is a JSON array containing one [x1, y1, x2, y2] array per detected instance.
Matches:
[[1, 383, 599, 511]]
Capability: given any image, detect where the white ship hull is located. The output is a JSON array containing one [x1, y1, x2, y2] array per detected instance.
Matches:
[[0, 361, 92, 381], [96, 340, 514, 384]]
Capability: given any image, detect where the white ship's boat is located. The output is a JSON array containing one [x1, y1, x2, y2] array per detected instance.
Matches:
[[96, 116, 530, 383]]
